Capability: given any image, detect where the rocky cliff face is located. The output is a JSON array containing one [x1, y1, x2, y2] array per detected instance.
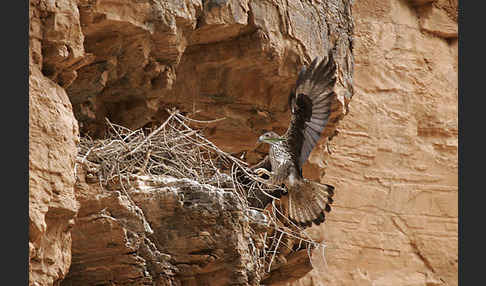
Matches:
[[29, 0, 457, 285], [290, 0, 458, 286], [29, 64, 80, 286], [64, 166, 267, 285]]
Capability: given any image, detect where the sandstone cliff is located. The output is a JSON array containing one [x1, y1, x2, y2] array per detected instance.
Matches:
[[29, 0, 457, 285], [290, 0, 458, 285]]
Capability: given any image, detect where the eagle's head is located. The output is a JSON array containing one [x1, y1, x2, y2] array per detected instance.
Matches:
[[258, 131, 284, 145]]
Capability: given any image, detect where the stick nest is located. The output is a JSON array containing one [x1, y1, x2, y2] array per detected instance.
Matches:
[[77, 109, 326, 275]]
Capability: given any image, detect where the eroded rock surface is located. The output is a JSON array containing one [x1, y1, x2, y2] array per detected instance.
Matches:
[[29, 64, 80, 285], [289, 1, 458, 286], [65, 0, 354, 163], [29, 0, 88, 284]]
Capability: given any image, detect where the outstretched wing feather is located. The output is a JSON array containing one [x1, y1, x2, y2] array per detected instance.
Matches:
[[285, 51, 337, 169]]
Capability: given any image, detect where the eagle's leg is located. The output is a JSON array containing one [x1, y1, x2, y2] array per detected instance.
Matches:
[[254, 167, 273, 179]]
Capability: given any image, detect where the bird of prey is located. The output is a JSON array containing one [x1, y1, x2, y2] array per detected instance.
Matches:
[[254, 52, 337, 228]]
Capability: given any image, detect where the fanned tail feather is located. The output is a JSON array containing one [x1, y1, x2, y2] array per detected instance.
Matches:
[[288, 179, 335, 227]]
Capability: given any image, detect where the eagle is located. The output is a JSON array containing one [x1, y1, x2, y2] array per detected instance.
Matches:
[[254, 52, 337, 228]]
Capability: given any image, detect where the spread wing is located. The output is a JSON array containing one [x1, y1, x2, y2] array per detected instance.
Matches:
[[284, 52, 337, 170]]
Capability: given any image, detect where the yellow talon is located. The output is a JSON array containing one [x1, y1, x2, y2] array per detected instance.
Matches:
[[255, 167, 272, 178]]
